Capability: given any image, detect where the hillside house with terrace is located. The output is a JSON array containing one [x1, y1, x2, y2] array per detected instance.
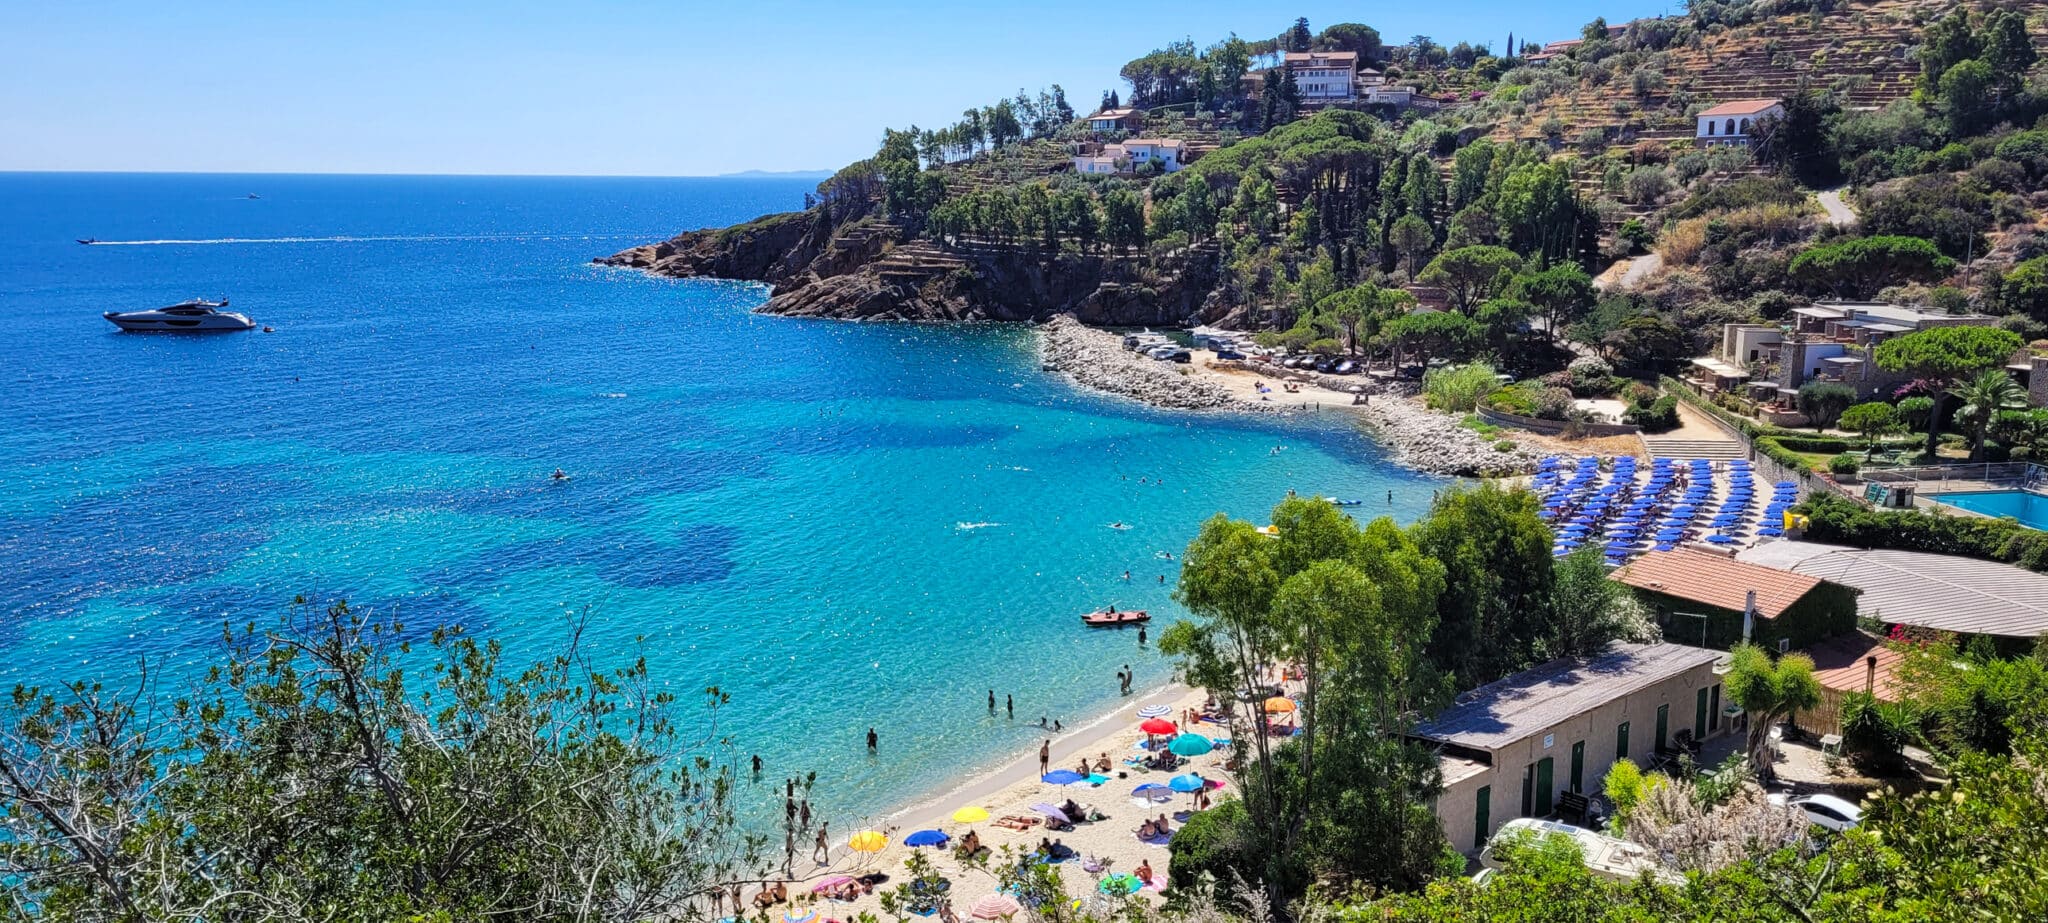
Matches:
[[1687, 302, 2005, 419], [1086, 108, 1143, 133], [1696, 99, 1783, 147], [1283, 51, 1361, 101], [1071, 139, 1188, 175]]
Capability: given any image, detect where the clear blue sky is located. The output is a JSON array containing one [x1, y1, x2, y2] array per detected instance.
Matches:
[[0, 0, 1674, 176]]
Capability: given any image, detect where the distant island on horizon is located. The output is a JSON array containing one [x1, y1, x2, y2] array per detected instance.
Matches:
[[714, 168, 835, 179]]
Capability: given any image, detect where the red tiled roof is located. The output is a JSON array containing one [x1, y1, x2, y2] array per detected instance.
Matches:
[[1698, 99, 1782, 117], [1804, 632, 1906, 701], [1610, 548, 1825, 618], [1283, 51, 1359, 66]]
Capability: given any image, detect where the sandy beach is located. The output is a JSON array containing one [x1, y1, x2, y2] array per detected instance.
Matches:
[[755, 680, 1232, 920]]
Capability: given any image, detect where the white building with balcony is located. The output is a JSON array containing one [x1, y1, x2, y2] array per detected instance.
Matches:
[[1696, 99, 1783, 147]]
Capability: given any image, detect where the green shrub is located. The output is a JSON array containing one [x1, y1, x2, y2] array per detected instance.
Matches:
[[1423, 362, 1501, 412], [1755, 436, 1814, 473], [1624, 394, 1680, 432], [1166, 797, 1251, 893], [1840, 691, 1915, 776], [1800, 492, 2048, 573], [1828, 452, 1862, 476], [1776, 436, 1855, 454], [1493, 439, 1518, 452]]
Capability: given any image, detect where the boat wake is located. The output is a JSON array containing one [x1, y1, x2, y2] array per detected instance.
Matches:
[[956, 521, 1002, 531], [79, 233, 643, 247]]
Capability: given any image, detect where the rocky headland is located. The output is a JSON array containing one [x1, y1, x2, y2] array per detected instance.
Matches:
[[597, 213, 1227, 326]]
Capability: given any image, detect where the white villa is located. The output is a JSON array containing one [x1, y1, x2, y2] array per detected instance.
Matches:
[[1283, 51, 1360, 101], [1696, 99, 1783, 147], [1072, 138, 1186, 175]]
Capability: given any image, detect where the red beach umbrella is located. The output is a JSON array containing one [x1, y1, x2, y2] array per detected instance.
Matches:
[[1139, 718, 1177, 735]]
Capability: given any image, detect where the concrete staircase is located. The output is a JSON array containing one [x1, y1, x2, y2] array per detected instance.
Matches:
[[1639, 434, 1748, 462]]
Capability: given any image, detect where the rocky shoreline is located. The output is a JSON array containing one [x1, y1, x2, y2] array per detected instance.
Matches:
[[1037, 316, 1268, 412], [1038, 316, 1543, 477]]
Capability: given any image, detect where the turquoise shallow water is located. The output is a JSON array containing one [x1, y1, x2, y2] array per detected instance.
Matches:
[[0, 173, 1444, 825]]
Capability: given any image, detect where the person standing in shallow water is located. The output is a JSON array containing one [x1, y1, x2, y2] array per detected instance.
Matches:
[[1006, 694, 1014, 718], [988, 689, 995, 713], [866, 727, 878, 752]]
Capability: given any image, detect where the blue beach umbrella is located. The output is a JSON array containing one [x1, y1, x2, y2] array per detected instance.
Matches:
[[904, 829, 950, 847], [1168, 773, 1207, 793], [1169, 734, 1214, 756], [1041, 770, 1086, 785], [1132, 783, 1173, 803]]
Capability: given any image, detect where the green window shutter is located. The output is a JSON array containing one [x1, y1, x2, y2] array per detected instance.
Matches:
[[1617, 721, 1630, 762], [1534, 757, 1555, 816], [1570, 740, 1585, 793]]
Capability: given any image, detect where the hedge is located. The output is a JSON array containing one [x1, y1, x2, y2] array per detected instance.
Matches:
[[1773, 436, 1854, 454], [1800, 492, 2048, 573]]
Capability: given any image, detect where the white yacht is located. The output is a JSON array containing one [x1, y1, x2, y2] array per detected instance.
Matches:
[[103, 298, 254, 332]]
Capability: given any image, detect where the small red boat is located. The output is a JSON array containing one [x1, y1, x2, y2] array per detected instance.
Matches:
[[1081, 609, 1150, 627]]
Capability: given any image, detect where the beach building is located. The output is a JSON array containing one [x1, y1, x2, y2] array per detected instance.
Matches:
[[1610, 548, 1859, 651], [1416, 641, 1729, 855], [1696, 99, 1783, 147], [1737, 542, 2048, 639], [1687, 302, 2002, 414]]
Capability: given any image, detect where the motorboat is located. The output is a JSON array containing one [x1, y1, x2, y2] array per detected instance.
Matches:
[[1322, 497, 1365, 506], [76, 237, 97, 245], [1081, 609, 1150, 627], [103, 298, 255, 332]]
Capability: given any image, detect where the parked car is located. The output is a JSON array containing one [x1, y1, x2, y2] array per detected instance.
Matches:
[[1480, 819, 1680, 885], [1768, 793, 1863, 833], [1333, 359, 1358, 375], [1312, 357, 1335, 372], [1215, 348, 1245, 360]]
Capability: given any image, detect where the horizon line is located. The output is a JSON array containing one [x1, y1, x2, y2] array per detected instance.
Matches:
[[0, 168, 837, 180]]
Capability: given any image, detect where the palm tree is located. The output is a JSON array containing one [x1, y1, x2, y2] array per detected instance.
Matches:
[[1951, 369, 2029, 461]]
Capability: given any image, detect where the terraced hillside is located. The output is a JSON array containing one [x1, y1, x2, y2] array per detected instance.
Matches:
[[1491, 0, 1962, 151]]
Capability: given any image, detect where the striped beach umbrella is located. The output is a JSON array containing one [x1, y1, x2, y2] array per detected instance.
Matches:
[[1135, 704, 1173, 719]]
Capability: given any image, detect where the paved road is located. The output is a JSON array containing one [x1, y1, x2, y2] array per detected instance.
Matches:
[[1816, 189, 1856, 227]]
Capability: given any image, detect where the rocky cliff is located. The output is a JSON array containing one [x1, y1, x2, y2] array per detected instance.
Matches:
[[596, 212, 1228, 326]]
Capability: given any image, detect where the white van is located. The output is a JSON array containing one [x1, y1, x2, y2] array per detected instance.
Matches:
[[1478, 819, 1681, 885]]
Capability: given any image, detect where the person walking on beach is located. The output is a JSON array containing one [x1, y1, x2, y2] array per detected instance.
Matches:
[[814, 822, 830, 864], [866, 728, 878, 753], [1039, 740, 1050, 775], [800, 799, 811, 830]]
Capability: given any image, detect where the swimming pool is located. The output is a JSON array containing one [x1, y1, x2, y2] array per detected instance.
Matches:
[[1931, 489, 2048, 530]]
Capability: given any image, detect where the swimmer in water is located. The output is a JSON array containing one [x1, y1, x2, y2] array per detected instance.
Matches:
[[551, 469, 568, 481]]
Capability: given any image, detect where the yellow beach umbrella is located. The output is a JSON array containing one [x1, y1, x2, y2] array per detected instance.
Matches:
[[952, 806, 991, 823], [848, 830, 889, 852], [1263, 696, 1296, 714]]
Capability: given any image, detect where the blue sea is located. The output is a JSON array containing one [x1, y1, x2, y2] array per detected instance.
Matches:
[[0, 172, 1443, 825]]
